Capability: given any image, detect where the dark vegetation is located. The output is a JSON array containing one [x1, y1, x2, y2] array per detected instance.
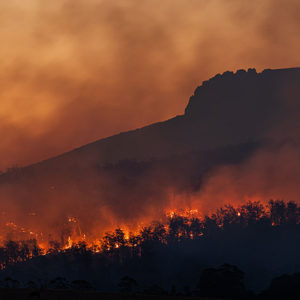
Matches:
[[0, 200, 300, 299]]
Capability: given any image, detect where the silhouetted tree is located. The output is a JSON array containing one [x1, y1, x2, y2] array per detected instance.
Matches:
[[269, 200, 286, 225], [118, 276, 137, 294], [71, 279, 93, 290], [197, 264, 247, 299], [48, 277, 69, 289], [259, 273, 300, 300], [144, 284, 167, 295], [3, 277, 20, 288]]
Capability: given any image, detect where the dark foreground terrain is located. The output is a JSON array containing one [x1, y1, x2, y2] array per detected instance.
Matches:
[[0, 289, 221, 300]]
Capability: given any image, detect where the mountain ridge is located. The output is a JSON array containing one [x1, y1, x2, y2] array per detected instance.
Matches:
[[25, 67, 300, 170], [0, 66, 299, 239], [1, 66, 300, 178]]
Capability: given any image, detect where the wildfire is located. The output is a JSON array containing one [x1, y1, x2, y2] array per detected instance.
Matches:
[[3, 221, 41, 242], [65, 236, 73, 249], [166, 208, 200, 219], [68, 217, 77, 223], [0, 199, 295, 268], [0, 205, 248, 253]]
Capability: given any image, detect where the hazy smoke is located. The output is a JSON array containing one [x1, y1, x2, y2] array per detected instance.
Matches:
[[196, 141, 300, 213], [0, 0, 300, 169], [0, 0, 300, 243]]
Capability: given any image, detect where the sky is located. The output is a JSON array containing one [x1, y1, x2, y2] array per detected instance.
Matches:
[[1, 0, 300, 170]]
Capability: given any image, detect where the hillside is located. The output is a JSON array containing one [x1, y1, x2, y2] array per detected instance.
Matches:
[[0, 67, 299, 240], [0, 67, 298, 176], [17, 68, 300, 172]]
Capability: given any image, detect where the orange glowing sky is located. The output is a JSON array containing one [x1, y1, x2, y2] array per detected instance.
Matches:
[[1, 0, 300, 169]]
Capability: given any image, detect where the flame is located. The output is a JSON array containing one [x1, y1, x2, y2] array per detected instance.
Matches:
[[0, 205, 236, 253], [65, 236, 72, 249], [0, 198, 292, 263], [166, 208, 200, 219]]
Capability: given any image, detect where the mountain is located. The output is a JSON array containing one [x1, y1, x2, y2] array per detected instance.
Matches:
[[19, 67, 300, 172], [0, 67, 299, 238]]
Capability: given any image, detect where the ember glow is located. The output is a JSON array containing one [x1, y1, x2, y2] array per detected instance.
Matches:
[[0, 199, 295, 271], [0, 139, 300, 255], [0, 207, 202, 252]]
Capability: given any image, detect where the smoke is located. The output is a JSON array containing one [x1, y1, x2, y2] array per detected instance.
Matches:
[[0, 0, 300, 245], [2, 139, 299, 244], [195, 141, 300, 214], [0, 0, 300, 169]]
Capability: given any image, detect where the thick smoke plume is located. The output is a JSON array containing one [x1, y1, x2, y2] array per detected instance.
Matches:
[[1, 0, 300, 169]]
